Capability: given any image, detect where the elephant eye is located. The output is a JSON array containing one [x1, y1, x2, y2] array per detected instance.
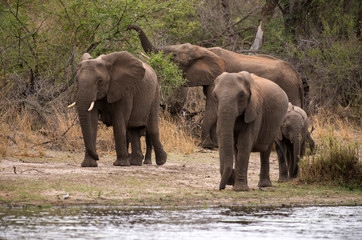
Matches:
[[212, 93, 218, 102], [97, 78, 103, 84]]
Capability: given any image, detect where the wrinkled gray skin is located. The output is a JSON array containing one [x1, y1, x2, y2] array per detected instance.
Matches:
[[73, 51, 166, 167], [127, 127, 152, 164], [275, 103, 314, 181], [127, 25, 304, 149], [213, 71, 288, 191]]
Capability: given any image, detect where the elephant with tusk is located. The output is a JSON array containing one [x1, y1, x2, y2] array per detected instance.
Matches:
[[69, 51, 167, 167]]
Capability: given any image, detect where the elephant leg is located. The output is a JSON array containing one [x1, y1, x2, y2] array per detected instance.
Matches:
[[81, 109, 99, 167], [128, 128, 144, 166], [201, 85, 218, 149], [233, 134, 252, 191], [143, 132, 152, 164], [258, 143, 273, 188], [276, 141, 289, 182], [147, 103, 167, 166], [234, 151, 250, 191], [112, 113, 129, 166], [126, 130, 131, 158]]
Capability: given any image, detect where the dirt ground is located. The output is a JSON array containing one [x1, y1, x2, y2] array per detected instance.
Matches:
[[0, 148, 361, 208]]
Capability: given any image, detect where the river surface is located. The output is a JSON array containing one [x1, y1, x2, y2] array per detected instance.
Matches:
[[0, 205, 361, 239]]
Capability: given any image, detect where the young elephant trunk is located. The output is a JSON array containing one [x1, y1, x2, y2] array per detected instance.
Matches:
[[290, 135, 301, 178], [218, 110, 236, 190]]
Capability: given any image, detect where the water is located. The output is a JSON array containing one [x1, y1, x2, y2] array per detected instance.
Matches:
[[0, 205, 361, 239]]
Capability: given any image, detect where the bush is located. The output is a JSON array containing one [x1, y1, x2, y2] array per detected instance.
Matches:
[[262, 1, 361, 117], [299, 128, 361, 189], [145, 51, 186, 108], [295, 39, 361, 112]]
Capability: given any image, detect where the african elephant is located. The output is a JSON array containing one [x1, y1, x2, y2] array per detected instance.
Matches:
[[212, 71, 288, 191], [275, 103, 314, 181], [128, 25, 304, 149], [68, 51, 167, 167]]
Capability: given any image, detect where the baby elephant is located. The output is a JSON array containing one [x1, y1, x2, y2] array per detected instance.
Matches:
[[213, 71, 288, 191], [275, 103, 313, 181]]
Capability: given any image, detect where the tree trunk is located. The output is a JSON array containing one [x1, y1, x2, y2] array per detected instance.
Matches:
[[220, 0, 232, 33], [249, 0, 277, 52]]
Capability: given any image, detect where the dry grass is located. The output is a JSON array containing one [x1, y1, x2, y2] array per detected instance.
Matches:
[[311, 109, 361, 143], [159, 112, 196, 154], [299, 111, 361, 188], [0, 106, 197, 158], [0, 122, 8, 157]]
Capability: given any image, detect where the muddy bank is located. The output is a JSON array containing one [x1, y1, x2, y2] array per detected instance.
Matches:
[[0, 149, 361, 207]]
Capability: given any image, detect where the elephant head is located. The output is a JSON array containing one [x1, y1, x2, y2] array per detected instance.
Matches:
[[128, 25, 225, 87], [212, 71, 261, 189], [69, 52, 146, 164]]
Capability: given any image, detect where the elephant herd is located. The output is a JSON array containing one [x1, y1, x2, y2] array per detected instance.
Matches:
[[68, 25, 314, 191]]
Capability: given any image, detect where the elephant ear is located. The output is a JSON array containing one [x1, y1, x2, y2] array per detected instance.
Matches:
[[287, 102, 294, 112], [77, 53, 93, 72], [276, 128, 283, 141], [80, 53, 92, 62], [243, 72, 262, 123], [293, 105, 308, 120], [101, 51, 146, 103], [185, 46, 225, 86]]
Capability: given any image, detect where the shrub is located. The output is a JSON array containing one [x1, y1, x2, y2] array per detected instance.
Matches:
[[145, 51, 186, 108], [299, 128, 361, 189]]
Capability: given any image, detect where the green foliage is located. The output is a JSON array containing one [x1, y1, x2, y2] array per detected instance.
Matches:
[[299, 129, 361, 189], [145, 52, 186, 106], [0, 0, 360, 120], [147, 0, 201, 44], [305, 39, 361, 109], [262, 0, 361, 115], [0, 0, 198, 107]]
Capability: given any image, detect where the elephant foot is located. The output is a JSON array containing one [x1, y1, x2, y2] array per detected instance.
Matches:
[[130, 153, 144, 166], [227, 169, 235, 186], [278, 176, 290, 183], [233, 182, 250, 191], [113, 159, 130, 166], [278, 173, 289, 182], [289, 175, 298, 180], [258, 178, 272, 188], [81, 159, 98, 167], [201, 139, 218, 149], [155, 150, 167, 166], [143, 158, 152, 165]]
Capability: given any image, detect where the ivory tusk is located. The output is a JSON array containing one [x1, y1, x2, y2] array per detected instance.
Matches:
[[68, 102, 76, 108], [88, 101, 95, 111], [140, 52, 150, 59]]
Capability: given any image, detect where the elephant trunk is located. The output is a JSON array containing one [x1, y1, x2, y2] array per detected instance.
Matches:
[[127, 25, 159, 54], [217, 107, 236, 190], [76, 94, 99, 160], [291, 135, 301, 178]]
